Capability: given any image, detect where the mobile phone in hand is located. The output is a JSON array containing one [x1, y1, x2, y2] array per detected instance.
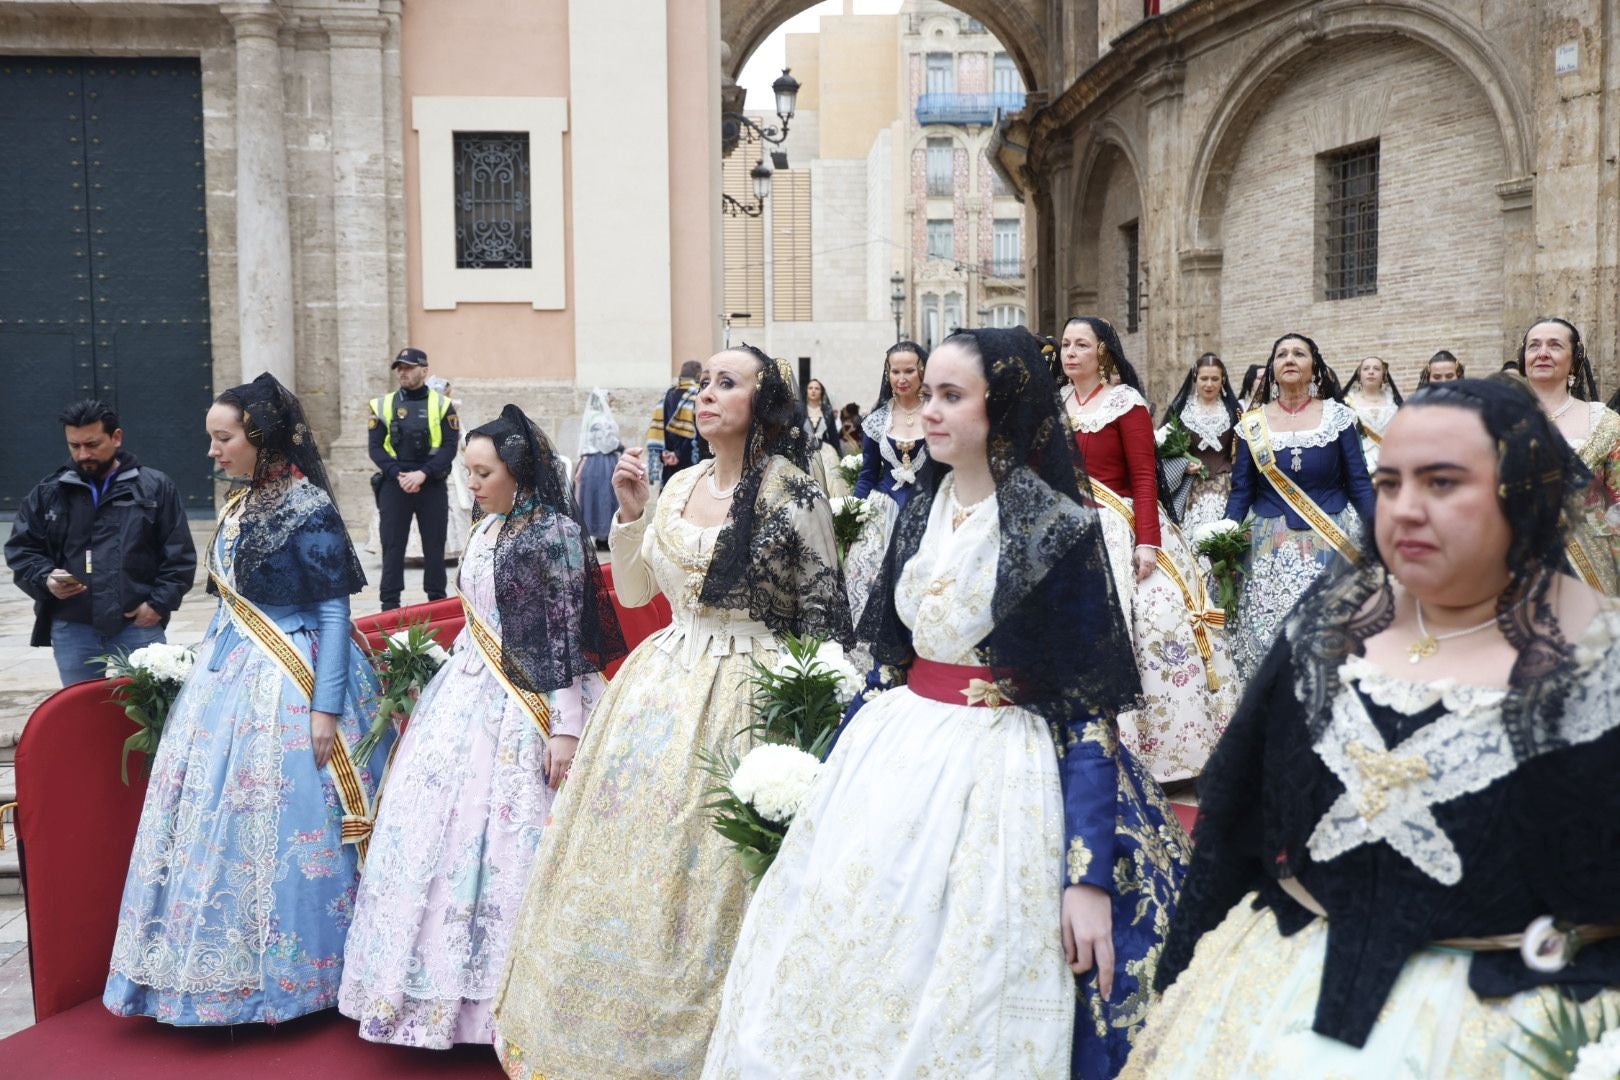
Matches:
[[50, 570, 84, 587]]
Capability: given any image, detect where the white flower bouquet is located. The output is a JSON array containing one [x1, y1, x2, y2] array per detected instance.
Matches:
[[701, 634, 861, 880], [1571, 1028, 1620, 1080], [1512, 989, 1617, 1080], [1192, 517, 1253, 614], [356, 621, 449, 765], [837, 452, 863, 490], [97, 642, 196, 784], [828, 495, 874, 564]]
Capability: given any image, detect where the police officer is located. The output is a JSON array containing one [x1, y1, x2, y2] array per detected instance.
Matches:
[[369, 347, 458, 611]]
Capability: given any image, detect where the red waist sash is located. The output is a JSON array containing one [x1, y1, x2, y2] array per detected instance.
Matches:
[[908, 657, 1015, 708]]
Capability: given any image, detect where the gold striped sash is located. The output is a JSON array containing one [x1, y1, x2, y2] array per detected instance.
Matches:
[[1237, 409, 1361, 564], [458, 591, 553, 739], [1090, 480, 1225, 692], [208, 505, 374, 864], [1565, 534, 1606, 590]]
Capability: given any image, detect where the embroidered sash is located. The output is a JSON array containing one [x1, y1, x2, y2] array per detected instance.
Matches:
[[1090, 480, 1225, 692], [1565, 533, 1606, 591], [458, 590, 553, 739], [208, 519, 374, 865], [1237, 408, 1361, 563]]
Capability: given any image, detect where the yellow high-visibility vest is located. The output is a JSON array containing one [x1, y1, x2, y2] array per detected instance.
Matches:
[[370, 390, 449, 458]]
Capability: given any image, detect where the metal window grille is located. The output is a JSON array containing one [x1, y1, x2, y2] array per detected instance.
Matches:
[[926, 138, 953, 196], [1122, 220, 1141, 333], [1323, 141, 1379, 300], [454, 132, 531, 269], [927, 219, 954, 260]]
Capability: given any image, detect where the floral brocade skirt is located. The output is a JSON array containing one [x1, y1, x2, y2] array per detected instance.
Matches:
[[843, 489, 901, 630], [1181, 472, 1232, 537], [1229, 509, 1361, 681], [1121, 896, 1620, 1079], [1097, 498, 1238, 783]]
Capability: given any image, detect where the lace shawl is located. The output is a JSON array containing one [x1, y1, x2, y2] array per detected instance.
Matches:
[[226, 475, 366, 606]]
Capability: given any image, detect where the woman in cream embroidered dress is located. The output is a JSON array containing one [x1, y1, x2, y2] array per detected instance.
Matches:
[[705, 327, 1184, 1080], [338, 406, 624, 1048], [1059, 317, 1237, 784], [1343, 356, 1403, 473], [1515, 317, 1620, 595], [1224, 334, 1376, 680], [106, 374, 387, 1026], [844, 342, 935, 628], [1161, 353, 1241, 534], [1124, 379, 1620, 1078], [493, 348, 852, 1080]]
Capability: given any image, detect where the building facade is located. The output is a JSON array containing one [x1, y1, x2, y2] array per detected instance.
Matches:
[[1, 0, 724, 522]]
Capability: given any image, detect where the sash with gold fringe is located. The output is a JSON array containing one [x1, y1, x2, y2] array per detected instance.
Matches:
[[1089, 480, 1226, 692], [1236, 408, 1361, 564], [208, 497, 375, 864], [458, 591, 553, 739]]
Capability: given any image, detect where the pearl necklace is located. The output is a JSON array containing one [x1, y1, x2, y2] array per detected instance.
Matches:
[[1407, 599, 1499, 664], [706, 465, 738, 500], [946, 483, 991, 530], [1547, 395, 1577, 421]]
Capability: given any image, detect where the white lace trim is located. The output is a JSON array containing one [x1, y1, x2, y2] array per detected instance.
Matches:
[[1065, 384, 1147, 433], [1339, 654, 1506, 716], [1179, 402, 1233, 451], [1346, 393, 1399, 434], [1241, 399, 1358, 450], [1309, 608, 1620, 885], [859, 400, 929, 485]]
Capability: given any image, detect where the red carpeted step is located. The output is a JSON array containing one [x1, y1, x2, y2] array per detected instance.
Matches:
[[0, 1000, 504, 1078]]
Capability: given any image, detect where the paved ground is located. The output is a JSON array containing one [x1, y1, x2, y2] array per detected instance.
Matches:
[[0, 520, 445, 1038]]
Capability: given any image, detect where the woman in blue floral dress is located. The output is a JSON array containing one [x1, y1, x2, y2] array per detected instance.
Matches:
[[105, 373, 390, 1025]]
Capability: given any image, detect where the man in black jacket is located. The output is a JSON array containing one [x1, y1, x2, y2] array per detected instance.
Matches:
[[5, 400, 197, 685], [368, 347, 458, 610]]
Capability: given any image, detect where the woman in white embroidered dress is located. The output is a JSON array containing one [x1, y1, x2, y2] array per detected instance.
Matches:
[[844, 342, 937, 628], [338, 405, 623, 1048], [1514, 317, 1620, 596], [1060, 317, 1237, 784], [1343, 356, 1403, 472], [1125, 377, 1620, 1077], [705, 326, 1183, 1079], [1223, 333, 1376, 679], [492, 348, 852, 1080]]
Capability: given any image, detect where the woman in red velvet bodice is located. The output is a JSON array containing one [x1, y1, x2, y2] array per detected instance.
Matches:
[[1058, 317, 1237, 784]]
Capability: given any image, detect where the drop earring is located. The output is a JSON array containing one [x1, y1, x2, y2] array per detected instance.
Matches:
[[1568, 374, 1576, 389]]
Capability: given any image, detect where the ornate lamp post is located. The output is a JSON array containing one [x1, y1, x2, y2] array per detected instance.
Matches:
[[890, 272, 906, 342], [722, 69, 800, 218]]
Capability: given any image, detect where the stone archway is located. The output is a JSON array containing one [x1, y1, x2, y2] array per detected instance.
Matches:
[[722, 0, 1050, 94], [1067, 134, 1148, 370]]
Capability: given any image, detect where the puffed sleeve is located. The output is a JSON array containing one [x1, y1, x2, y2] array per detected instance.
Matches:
[[607, 506, 658, 609], [853, 434, 882, 499], [309, 594, 355, 715], [1338, 423, 1376, 523], [1225, 435, 1258, 522], [1059, 714, 1120, 892], [1117, 403, 1162, 548]]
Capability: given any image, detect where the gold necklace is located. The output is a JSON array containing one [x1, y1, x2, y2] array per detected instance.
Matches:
[[946, 483, 991, 530], [1407, 599, 1500, 664]]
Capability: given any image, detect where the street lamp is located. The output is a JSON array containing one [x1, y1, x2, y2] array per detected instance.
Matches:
[[720, 70, 797, 218], [723, 159, 775, 218], [890, 272, 906, 342]]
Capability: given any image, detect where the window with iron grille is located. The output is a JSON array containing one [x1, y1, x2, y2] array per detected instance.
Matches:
[[1322, 141, 1379, 300], [1122, 220, 1141, 333], [454, 132, 532, 268], [927, 218, 954, 260], [926, 137, 954, 196], [926, 53, 955, 95]]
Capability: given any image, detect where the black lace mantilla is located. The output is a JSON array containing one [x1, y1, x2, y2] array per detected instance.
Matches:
[[470, 405, 627, 693]]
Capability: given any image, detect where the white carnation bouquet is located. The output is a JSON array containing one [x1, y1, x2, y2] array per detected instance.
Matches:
[[1512, 989, 1617, 1080], [96, 642, 196, 784], [356, 621, 450, 764], [829, 495, 874, 564], [837, 452, 863, 490], [701, 634, 862, 880]]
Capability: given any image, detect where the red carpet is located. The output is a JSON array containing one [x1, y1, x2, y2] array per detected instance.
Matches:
[[0, 1000, 504, 1078]]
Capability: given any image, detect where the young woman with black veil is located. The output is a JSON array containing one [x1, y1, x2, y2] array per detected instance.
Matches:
[[704, 327, 1189, 1079], [106, 372, 389, 1025], [339, 405, 625, 1048], [1513, 316, 1620, 595], [1223, 333, 1375, 679], [1343, 355, 1404, 472], [844, 340, 939, 626], [493, 348, 852, 1080], [1058, 317, 1238, 784], [801, 377, 848, 498], [1123, 377, 1620, 1076], [1160, 352, 1242, 533]]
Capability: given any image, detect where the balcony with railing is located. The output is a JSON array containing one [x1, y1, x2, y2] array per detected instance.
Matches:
[[984, 257, 1024, 279], [915, 90, 1026, 127]]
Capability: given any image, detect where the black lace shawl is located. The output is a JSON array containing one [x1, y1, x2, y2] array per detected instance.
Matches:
[[211, 372, 365, 606], [697, 347, 854, 646], [1158, 558, 1620, 1046], [858, 326, 1142, 733], [469, 405, 627, 693]]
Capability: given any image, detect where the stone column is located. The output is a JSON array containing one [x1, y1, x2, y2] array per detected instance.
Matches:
[[222, 3, 296, 387], [323, 14, 392, 525], [1138, 59, 1185, 398]]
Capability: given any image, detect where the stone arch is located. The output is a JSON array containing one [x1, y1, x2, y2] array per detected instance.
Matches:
[[1184, 1, 1532, 250], [722, 0, 1048, 94], [1068, 121, 1146, 315]]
